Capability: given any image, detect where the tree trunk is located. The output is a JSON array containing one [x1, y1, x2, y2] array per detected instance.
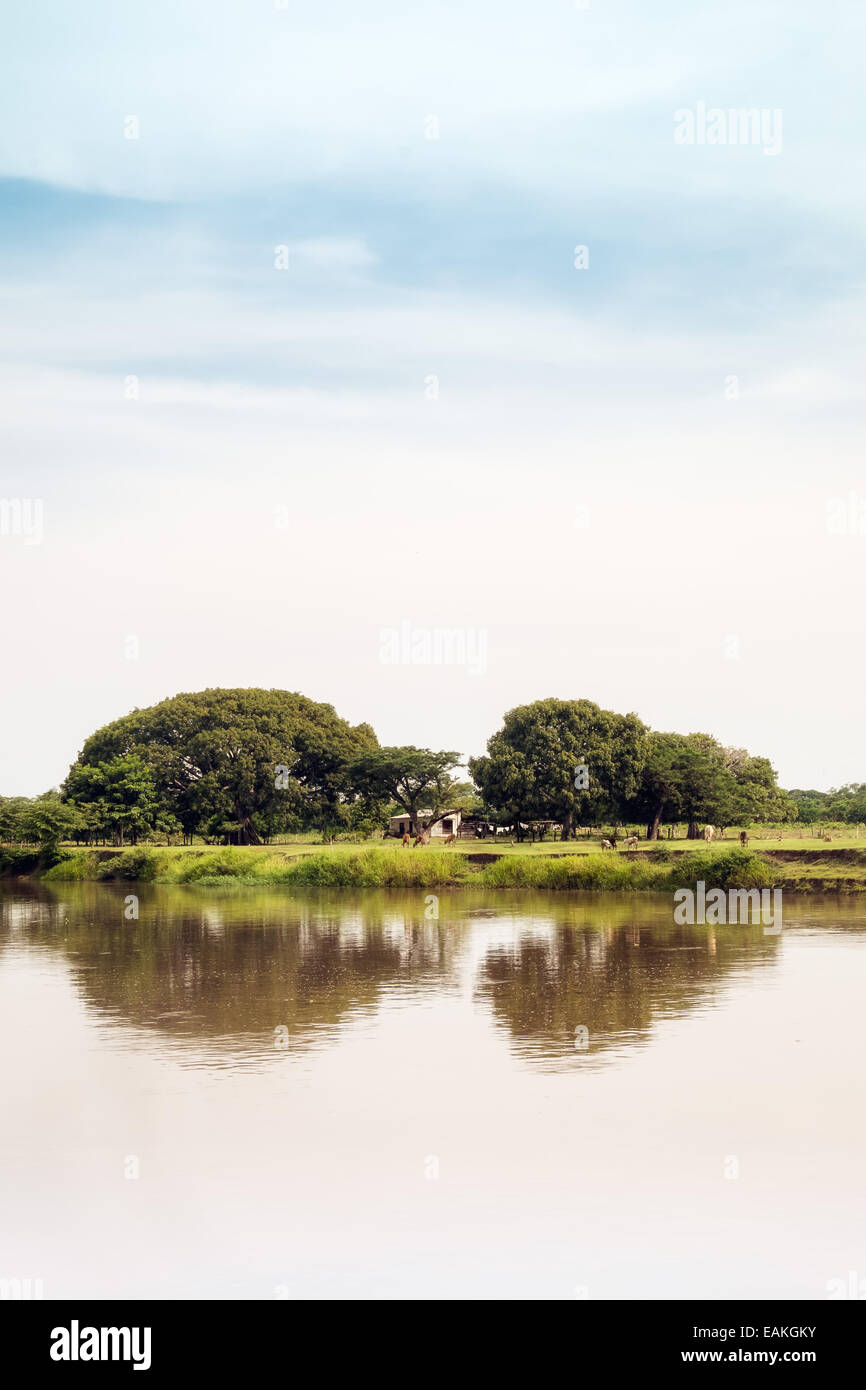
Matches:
[[647, 805, 663, 841], [236, 811, 262, 845], [560, 811, 572, 842], [687, 819, 699, 840]]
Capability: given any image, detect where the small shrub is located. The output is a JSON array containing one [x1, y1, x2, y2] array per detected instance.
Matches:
[[172, 848, 259, 882], [42, 852, 99, 881], [284, 848, 471, 888], [96, 848, 159, 882], [479, 853, 666, 891], [667, 848, 776, 890]]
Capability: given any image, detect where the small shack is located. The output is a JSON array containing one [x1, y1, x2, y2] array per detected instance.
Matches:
[[388, 810, 465, 838]]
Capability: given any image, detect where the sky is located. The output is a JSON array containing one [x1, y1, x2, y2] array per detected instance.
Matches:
[[1, 0, 865, 795]]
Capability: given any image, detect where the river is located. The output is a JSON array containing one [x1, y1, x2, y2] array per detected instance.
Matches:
[[1, 883, 864, 1299]]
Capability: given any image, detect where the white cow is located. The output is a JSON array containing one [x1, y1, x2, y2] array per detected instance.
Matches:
[[601, 839, 614, 850], [624, 836, 638, 850], [703, 824, 715, 843]]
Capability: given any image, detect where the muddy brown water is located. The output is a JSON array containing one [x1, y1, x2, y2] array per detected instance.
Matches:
[[1, 882, 864, 1299]]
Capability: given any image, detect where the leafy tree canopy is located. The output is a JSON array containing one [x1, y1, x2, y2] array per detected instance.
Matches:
[[66, 688, 378, 844], [65, 754, 159, 846], [470, 698, 647, 840], [348, 746, 462, 838]]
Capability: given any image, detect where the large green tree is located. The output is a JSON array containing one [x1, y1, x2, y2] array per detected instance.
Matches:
[[627, 731, 691, 840], [630, 732, 737, 838], [66, 688, 378, 844], [470, 698, 648, 840], [729, 753, 796, 825], [347, 746, 462, 839], [630, 735, 793, 837]]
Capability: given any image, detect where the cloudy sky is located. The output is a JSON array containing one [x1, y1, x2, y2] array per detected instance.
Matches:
[[1, 0, 864, 795]]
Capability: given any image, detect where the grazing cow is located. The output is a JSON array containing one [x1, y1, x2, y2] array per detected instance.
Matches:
[[443, 833, 457, 845], [739, 831, 749, 847], [823, 834, 832, 842], [703, 824, 715, 843], [402, 833, 411, 848], [624, 836, 638, 850], [601, 839, 614, 851]]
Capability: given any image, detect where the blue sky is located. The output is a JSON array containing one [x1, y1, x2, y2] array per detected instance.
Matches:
[[1, 1, 865, 793]]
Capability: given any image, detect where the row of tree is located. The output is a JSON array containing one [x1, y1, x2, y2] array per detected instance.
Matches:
[[0, 689, 857, 851], [786, 785, 866, 824], [468, 699, 794, 840]]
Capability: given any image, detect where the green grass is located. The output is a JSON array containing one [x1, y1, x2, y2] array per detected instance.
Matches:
[[272, 848, 473, 888], [43, 845, 473, 888], [35, 843, 802, 893], [479, 852, 664, 890]]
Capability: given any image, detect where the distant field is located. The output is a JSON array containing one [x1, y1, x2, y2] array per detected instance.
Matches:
[[46, 829, 866, 858]]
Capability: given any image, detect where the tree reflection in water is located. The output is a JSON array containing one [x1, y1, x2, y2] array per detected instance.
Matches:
[[2, 882, 857, 1070]]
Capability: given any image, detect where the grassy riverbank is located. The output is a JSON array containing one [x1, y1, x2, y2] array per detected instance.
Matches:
[[4, 841, 860, 892]]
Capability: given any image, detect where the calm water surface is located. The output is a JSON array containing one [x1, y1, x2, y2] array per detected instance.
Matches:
[[1, 883, 864, 1299]]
